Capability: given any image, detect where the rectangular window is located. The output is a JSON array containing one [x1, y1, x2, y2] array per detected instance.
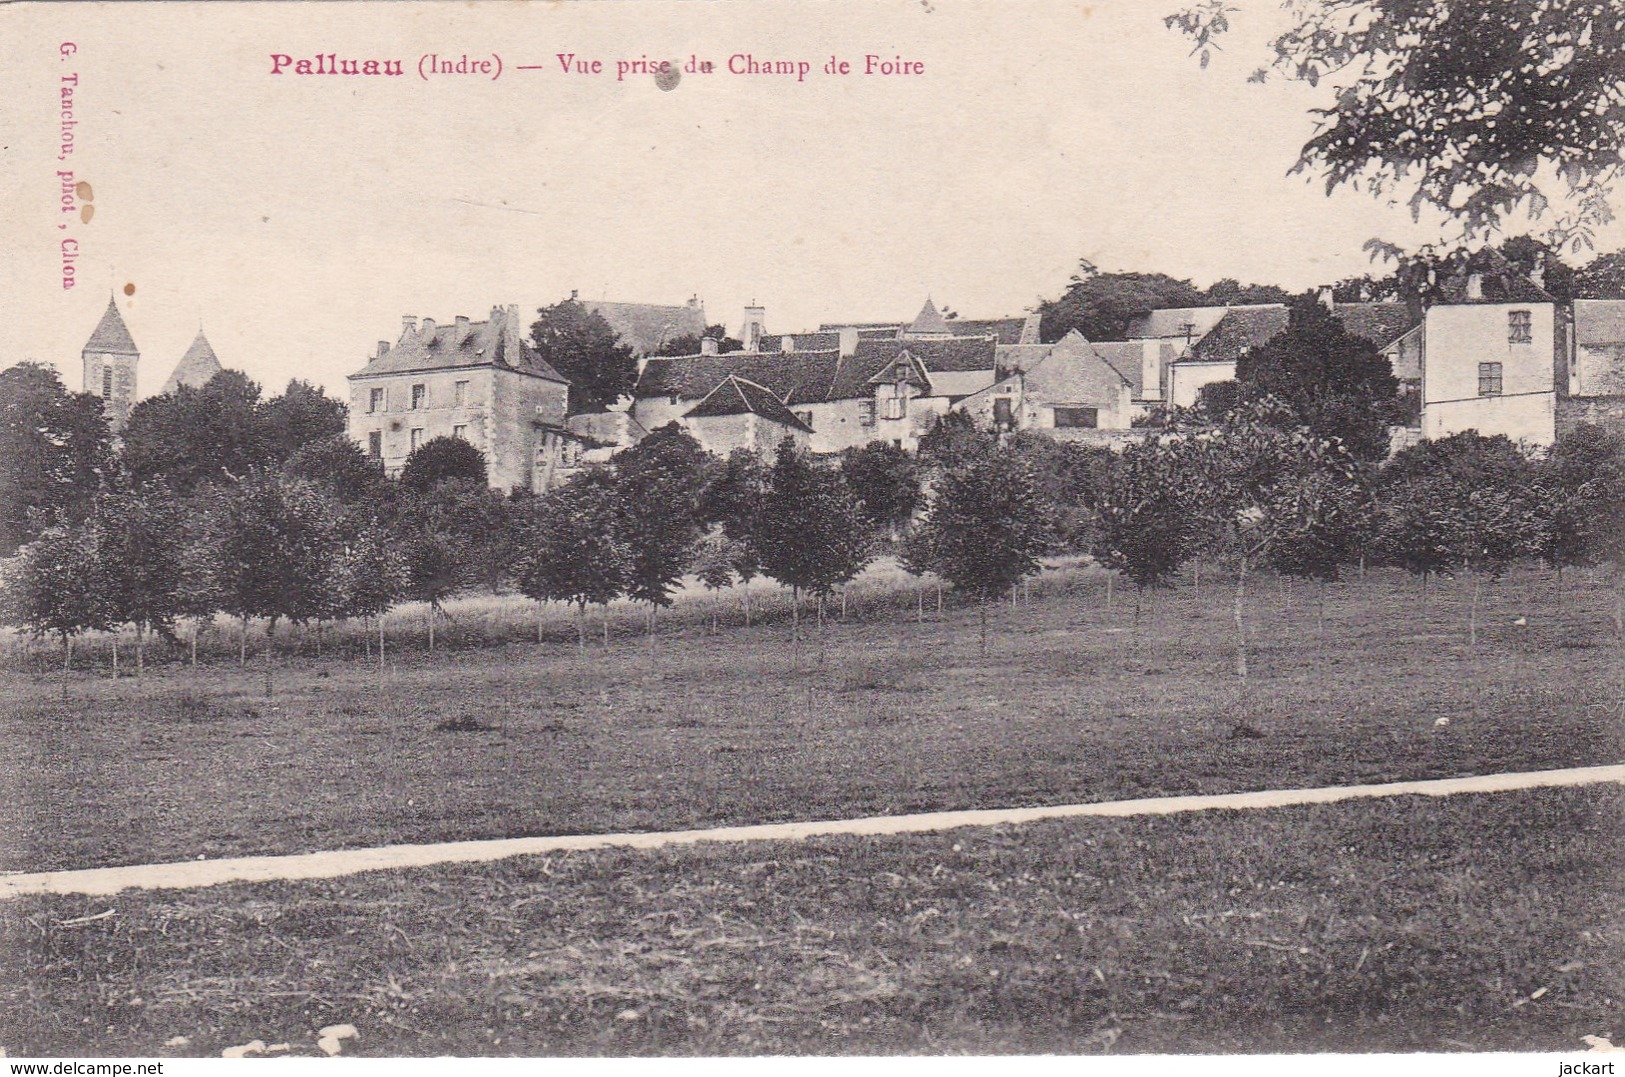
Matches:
[[454, 380, 469, 407], [1053, 406, 1099, 428], [411, 384, 426, 410], [993, 397, 1014, 428], [797, 411, 813, 428], [1508, 310, 1532, 344], [369, 387, 385, 413], [102, 367, 113, 398], [858, 399, 876, 427], [410, 427, 424, 451], [367, 431, 382, 457], [882, 394, 906, 420], [1478, 362, 1504, 397], [453, 424, 468, 440]]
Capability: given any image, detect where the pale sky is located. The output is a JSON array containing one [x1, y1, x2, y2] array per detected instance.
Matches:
[[3, 0, 1618, 402]]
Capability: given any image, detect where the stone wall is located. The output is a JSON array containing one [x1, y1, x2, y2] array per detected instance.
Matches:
[[1556, 396, 1625, 438]]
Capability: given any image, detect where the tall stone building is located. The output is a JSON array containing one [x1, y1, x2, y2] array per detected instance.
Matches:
[[81, 295, 140, 431]]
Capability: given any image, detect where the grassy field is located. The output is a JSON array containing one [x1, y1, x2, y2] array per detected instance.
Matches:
[[0, 785, 1618, 1056], [0, 561, 1619, 874]]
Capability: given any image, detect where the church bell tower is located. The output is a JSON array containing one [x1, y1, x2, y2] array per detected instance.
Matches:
[[82, 294, 140, 432]]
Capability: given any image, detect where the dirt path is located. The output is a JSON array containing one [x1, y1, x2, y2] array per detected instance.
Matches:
[[4, 763, 1621, 900]]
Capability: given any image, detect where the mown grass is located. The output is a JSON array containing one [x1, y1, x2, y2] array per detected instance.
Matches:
[[0, 785, 1618, 1056], [0, 562, 1619, 874]]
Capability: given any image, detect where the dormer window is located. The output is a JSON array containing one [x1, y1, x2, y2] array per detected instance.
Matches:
[[1508, 310, 1532, 344]]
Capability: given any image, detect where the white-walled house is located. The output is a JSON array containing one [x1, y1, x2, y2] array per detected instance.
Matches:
[[1418, 253, 1560, 446], [347, 306, 573, 492], [956, 331, 1143, 444]]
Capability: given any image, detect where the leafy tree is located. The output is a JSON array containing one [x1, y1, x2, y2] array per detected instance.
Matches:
[[399, 435, 488, 493], [390, 479, 511, 646], [610, 424, 714, 622], [1168, 0, 1625, 244], [905, 439, 1047, 656], [1574, 249, 1625, 299], [652, 324, 744, 357], [529, 298, 638, 413], [1533, 424, 1625, 623], [1037, 263, 1205, 343], [692, 530, 743, 634], [1008, 433, 1117, 554], [121, 370, 268, 492], [1, 522, 112, 668], [0, 363, 110, 556], [284, 435, 389, 506], [753, 438, 871, 638], [1173, 399, 1360, 679], [514, 470, 630, 648], [1201, 279, 1292, 306], [1088, 438, 1193, 620], [1499, 235, 1578, 302], [92, 483, 189, 672], [840, 442, 922, 539], [1231, 294, 1402, 461], [258, 380, 347, 465], [916, 410, 994, 472]]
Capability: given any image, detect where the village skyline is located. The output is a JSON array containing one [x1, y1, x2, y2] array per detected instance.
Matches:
[[12, 0, 1625, 404]]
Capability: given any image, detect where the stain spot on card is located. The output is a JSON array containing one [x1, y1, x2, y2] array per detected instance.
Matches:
[[75, 181, 93, 201], [123, 283, 136, 297], [655, 65, 680, 91], [80, 204, 95, 224]]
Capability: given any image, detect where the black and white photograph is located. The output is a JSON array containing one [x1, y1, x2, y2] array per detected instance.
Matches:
[[0, 0, 1621, 1067]]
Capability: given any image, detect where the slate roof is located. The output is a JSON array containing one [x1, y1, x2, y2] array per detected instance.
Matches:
[[685, 375, 814, 432], [1123, 306, 1230, 342], [1089, 340, 1160, 397], [1435, 248, 1556, 305], [160, 330, 224, 396], [1189, 302, 1415, 363], [84, 296, 139, 355], [906, 298, 953, 336], [583, 300, 707, 356], [351, 307, 567, 382], [635, 350, 842, 407], [1574, 300, 1625, 345], [758, 332, 840, 354], [827, 336, 999, 400], [948, 315, 1039, 345]]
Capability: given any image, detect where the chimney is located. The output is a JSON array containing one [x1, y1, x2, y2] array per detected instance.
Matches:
[[1466, 273, 1484, 301], [780, 335, 795, 354], [377, 340, 390, 358], [743, 304, 766, 352], [700, 336, 719, 356], [421, 317, 437, 336], [402, 315, 416, 338], [1530, 264, 1546, 290], [455, 315, 470, 329], [837, 326, 859, 357], [1141, 339, 1163, 401], [1319, 286, 1336, 312]]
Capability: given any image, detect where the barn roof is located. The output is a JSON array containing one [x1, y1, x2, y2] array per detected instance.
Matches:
[[1189, 302, 1415, 362], [351, 307, 567, 382], [635, 350, 842, 407], [685, 375, 814, 432]]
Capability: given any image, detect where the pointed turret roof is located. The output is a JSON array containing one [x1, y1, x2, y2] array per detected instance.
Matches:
[[84, 295, 139, 355], [160, 330, 224, 395], [906, 298, 952, 337]]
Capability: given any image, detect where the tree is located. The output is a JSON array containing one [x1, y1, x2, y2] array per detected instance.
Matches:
[[529, 298, 638, 413], [391, 480, 505, 647], [258, 380, 347, 465], [1533, 424, 1625, 621], [610, 424, 714, 623], [1089, 438, 1194, 620], [514, 470, 630, 648], [1008, 433, 1118, 554], [1230, 294, 1403, 461], [0, 363, 110, 556], [840, 442, 922, 539], [1574, 249, 1625, 299], [651, 324, 744, 357], [692, 530, 744, 634], [1168, 0, 1625, 245], [752, 438, 872, 638], [1201, 279, 1292, 306], [399, 435, 488, 493], [1037, 264, 1205, 343], [700, 449, 770, 625], [284, 435, 389, 506], [907, 444, 1046, 656], [121, 370, 268, 492], [1, 523, 113, 668], [916, 410, 994, 473], [1174, 399, 1361, 680], [92, 483, 189, 672]]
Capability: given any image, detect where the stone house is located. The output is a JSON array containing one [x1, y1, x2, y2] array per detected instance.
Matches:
[[1557, 299, 1625, 437], [680, 374, 814, 455], [347, 305, 573, 492], [956, 331, 1143, 444]]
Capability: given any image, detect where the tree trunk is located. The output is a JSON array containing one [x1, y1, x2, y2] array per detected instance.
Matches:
[[917, 587, 924, 624], [1317, 579, 1326, 636], [1133, 584, 1142, 626], [816, 594, 824, 629], [1556, 563, 1565, 610], [135, 625, 144, 678], [576, 602, 586, 651], [191, 621, 199, 667], [712, 610, 718, 635], [979, 595, 988, 659], [538, 602, 545, 644], [111, 638, 118, 679], [63, 632, 72, 673], [1358, 553, 1367, 581], [936, 581, 943, 615], [263, 625, 274, 699], [240, 616, 248, 666], [743, 587, 752, 628], [603, 607, 610, 648], [1469, 573, 1481, 649], [1106, 572, 1114, 610], [1233, 562, 1249, 682], [792, 587, 801, 642], [365, 618, 372, 660], [427, 605, 436, 652], [1193, 561, 1201, 598]]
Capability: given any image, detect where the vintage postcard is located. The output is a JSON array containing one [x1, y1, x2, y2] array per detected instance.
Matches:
[[0, 0, 1621, 1069]]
